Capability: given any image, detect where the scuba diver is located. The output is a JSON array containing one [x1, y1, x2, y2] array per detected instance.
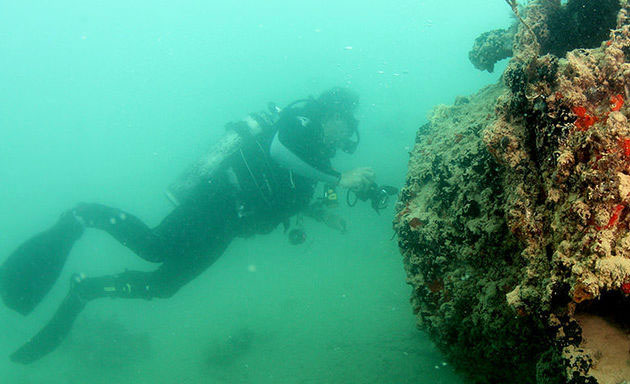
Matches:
[[0, 87, 388, 364]]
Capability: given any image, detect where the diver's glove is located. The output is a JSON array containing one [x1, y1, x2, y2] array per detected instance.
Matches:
[[339, 167, 375, 191]]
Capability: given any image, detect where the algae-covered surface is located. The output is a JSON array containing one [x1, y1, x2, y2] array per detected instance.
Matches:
[[395, 1, 630, 383]]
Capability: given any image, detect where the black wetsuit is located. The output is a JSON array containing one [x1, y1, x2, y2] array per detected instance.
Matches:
[[0, 86, 363, 364], [72, 109, 338, 300], [2, 106, 343, 364]]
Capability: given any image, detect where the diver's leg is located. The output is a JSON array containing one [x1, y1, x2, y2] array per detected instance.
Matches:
[[10, 179, 238, 363], [10, 270, 163, 364], [0, 203, 163, 316], [0, 211, 85, 315], [9, 258, 224, 365], [71, 201, 233, 265], [72, 203, 165, 263]]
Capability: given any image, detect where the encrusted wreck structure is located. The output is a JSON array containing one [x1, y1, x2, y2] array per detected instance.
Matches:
[[394, 1, 630, 383]]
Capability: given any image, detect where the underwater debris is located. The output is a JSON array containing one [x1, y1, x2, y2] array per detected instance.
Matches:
[[396, 1, 630, 383], [203, 328, 255, 368]]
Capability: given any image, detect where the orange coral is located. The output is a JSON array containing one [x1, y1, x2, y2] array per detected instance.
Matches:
[[611, 94, 624, 111], [572, 106, 598, 130], [605, 204, 625, 229], [593, 204, 624, 231]]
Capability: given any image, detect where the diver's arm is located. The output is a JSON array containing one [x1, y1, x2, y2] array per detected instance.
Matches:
[[270, 132, 341, 184]]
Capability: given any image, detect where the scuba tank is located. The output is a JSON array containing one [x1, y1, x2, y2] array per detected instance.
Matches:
[[165, 100, 313, 206], [165, 104, 280, 206]]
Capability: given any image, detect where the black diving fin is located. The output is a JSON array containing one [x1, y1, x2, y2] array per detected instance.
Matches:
[[10, 286, 86, 364], [0, 211, 84, 315]]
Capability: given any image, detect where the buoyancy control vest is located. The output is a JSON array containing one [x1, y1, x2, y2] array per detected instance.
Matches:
[[164, 101, 316, 206], [165, 105, 279, 206]]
